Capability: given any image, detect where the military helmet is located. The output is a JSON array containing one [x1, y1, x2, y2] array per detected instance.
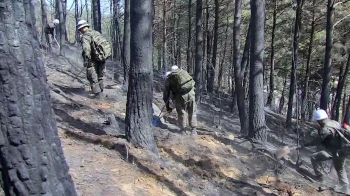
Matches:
[[53, 19, 60, 25], [171, 65, 179, 72], [313, 109, 329, 121], [77, 20, 90, 30]]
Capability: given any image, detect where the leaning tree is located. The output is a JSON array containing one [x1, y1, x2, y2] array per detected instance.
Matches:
[[125, 0, 159, 155], [0, 0, 77, 195]]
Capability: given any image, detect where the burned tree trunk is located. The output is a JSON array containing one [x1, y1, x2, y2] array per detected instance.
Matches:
[[194, 0, 203, 102], [187, 0, 192, 74], [233, 0, 248, 134], [332, 52, 350, 121], [266, 0, 277, 107], [0, 0, 77, 195], [208, 0, 219, 93], [125, 0, 158, 155], [248, 0, 267, 143], [122, 0, 130, 84], [301, 0, 316, 121], [320, 0, 335, 110], [56, 0, 65, 50], [41, 0, 50, 48], [92, 0, 102, 32], [286, 0, 304, 127]]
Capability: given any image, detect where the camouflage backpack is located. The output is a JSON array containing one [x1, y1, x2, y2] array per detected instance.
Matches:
[[168, 69, 195, 95], [86, 30, 111, 62]]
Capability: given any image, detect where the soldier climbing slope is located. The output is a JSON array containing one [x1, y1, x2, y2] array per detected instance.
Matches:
[[163, 66, 197, 136], [299, 109, 350, 195], [44, 19, 60, 49], [76, 20, 111, 99]]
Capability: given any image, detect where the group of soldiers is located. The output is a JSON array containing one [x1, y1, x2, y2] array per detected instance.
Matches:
[[45, 18, 350, 195]]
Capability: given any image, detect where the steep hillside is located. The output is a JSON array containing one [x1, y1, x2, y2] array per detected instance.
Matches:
[[44, 48, 345, 196]]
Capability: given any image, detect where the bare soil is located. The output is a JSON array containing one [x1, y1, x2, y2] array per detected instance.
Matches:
[[45, 51, 346, 196]]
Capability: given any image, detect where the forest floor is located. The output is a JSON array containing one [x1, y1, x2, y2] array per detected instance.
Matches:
[[44, 47, 347, 196]]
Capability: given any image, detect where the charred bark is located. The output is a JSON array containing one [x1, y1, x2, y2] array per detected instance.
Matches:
[[233, 0, 248, 134], [301, 0, 316, 121], [194, 0, 203, 102], [248, 0, 267, 143], [286, 0, 304, 127], [332, 52, 350, 121], [187, 0, 192, 74], [92, 0, 102, 32], [126, 0, 158, 155], [320, 0, 335, 110], [266, 0, 277, 107], [208, 0, 219, 93], [0, 0, 77, 194], [122, 0, 130, 84]]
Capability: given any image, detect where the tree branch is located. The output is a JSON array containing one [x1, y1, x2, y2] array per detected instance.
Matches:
[[333, 0, 350, 7], [333, 13, 350, 28]]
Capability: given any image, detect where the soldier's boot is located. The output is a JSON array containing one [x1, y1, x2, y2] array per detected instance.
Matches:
[[98, 80, 104, 92], [333, 185, 350, 195], [314, 175, 328, 191], [191, 127, 197, 136]]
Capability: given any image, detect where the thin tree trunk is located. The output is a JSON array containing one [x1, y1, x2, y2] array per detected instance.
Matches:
[[344, 95, 350, 125], [162, 0, 167, 72], [41, 0, 50, 48], [248, 0, 267, 143], [286, 0, 304, 127], [233, 0, 248, 134], [320, 0, 335, 110], [194, 0, 203, 102], [122, 0, 130, 84], [63, 0, 69, 41], [205, 0, 211, 93], [218, 17, 229, 91], [266, 0, 277, 107], [208, 0, 219, 93], [0, 0, 77, 194], [187, 0, 192, 74], [74, 0, 80, 43], [332, 52, 350, 121], [56, 0, 65, 54], [301, 0, 316, 121], [126, 0, 158, 155], [92, 0, 102, 32], [279, 75, 288, 114]]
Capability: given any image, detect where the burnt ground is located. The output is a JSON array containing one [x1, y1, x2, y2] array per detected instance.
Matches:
[[43, 49, 347, 196]]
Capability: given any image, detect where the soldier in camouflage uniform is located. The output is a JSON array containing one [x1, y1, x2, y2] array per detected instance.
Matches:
[[163, 66, 197, 136], [77, 20, 106, 99], [300, 109, 350, 194]]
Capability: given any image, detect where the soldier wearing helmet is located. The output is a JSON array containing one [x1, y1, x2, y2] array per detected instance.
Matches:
[[77, 20, 110, 99], [300, 109, 349, 194], [44, 19, 60, 49]]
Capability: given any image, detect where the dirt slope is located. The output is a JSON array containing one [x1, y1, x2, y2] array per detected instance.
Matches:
[[44, 51, 344, 196]]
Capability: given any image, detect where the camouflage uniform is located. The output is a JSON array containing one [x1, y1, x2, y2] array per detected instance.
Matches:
[[81, 29, 106, 94], [163, 70, 197, 133], [304, 119, 349, 191], [44, 23, 55, 49]]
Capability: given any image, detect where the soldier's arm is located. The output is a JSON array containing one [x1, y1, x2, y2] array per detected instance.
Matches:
[[304, 128, 332, 147], [81, 35, 92, 65]]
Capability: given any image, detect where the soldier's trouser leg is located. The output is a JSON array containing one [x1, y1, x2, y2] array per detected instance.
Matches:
[[187, 98, 197, 129], [86, 65, 101, 94], [96, 61, 106, 92], [333, 156, 349, 187], [311, 150, 332, 177], [175, 97, 187, 130]]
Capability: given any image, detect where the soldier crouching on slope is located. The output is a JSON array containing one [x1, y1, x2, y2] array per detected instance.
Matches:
[[77, 20, 111, 99], [163, 66, 197, 136], [299, 109, 350, 195]]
